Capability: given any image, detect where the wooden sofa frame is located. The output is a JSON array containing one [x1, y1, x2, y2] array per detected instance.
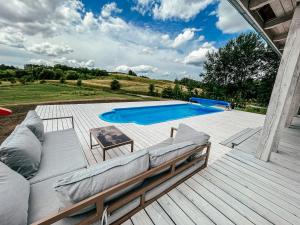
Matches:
[[41, 116, 74, 129], [32, 127, 211, 225]]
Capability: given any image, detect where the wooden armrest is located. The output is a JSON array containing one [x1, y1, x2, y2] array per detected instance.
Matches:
[[31, 193, 104, 225], [41, 116, 74, 128], [170, 127, 178, 137]]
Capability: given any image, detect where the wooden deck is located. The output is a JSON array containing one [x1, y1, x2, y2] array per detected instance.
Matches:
[[36, 101, 300, 225]]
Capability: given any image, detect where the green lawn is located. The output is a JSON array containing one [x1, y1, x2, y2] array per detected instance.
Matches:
[[0, 83, 160, 106]]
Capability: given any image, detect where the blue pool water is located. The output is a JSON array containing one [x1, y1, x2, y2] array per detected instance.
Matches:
[[100, 103, 223, 125]]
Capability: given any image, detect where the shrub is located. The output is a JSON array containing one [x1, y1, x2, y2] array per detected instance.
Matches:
[[172, 84, 182, 100], [19, 77, 26, 85], [38, 69, 57, 80], [110, 79, 121, 90], [60, 76, 66, 84], [40, 80, 46, 84], [66, 70, 79, 80], [128, 70, 137, 76], [148, 83, 155, 95], [91, 69, 109, 76], [0, 81, 2, 85], [8, 77, 16, 84], [77, 79, 82, 86], [161, 86, 173, 98]]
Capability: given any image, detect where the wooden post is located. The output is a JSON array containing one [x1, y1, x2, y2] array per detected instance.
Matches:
[[256, 4, 300, 161], [285, 79, 300, 126]]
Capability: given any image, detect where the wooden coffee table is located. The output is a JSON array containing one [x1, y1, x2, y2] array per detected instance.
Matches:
[[89, 126, 134, 161]]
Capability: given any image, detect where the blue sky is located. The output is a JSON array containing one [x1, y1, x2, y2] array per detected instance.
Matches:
[[0, 0, 252, 80]]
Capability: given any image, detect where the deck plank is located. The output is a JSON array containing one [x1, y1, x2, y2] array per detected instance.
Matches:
[[35, 102, 300, 225]]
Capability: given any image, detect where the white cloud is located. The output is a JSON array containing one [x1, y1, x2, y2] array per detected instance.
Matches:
[[153, 0, 214, 21], [0, 0, 83, 36], [0, 0, 210, 80], [141, 47, 154, 55], [172, 28, 197, 48], [27, 42, 73, 56], [216, 0, 251, 34], [115, 65, 158, 73], [30, 57, 95, 68], [0, 27, 25, 48], [101, 2, 122, 18], [132, 0, 153, 15], [80, 12, 98, 31], [183, 42, 217, 66], [198, 35, 205, 41]]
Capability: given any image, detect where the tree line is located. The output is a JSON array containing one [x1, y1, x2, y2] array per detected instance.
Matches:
[[0, 64, 109, 83], [158, 32, 280, 108]]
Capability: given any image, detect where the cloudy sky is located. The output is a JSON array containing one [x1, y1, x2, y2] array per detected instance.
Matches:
[[0, 0, 252, 80]]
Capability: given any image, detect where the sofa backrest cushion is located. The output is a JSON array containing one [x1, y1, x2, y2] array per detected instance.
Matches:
[[0, 162, 30, 225], [173, 124, 210, 146], [21, 110, 44, 142], [0, 125, 42, 179], [148, 141, 195, 169], [54, 149, 149, 215]]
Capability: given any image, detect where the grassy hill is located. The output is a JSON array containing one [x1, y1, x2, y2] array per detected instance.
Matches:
[[0, 73, 177, 106]]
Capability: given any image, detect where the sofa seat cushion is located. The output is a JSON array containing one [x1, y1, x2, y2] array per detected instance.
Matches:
[[145, 160, 205, 201], [21, 110, 45, 142], [0, 162, 30, 225], [29, 129, 87, 184], [29, 172, 140, 225], [54, 149, 149, 215], [0, 125, 42, 179], [173, 123, 210, 145]]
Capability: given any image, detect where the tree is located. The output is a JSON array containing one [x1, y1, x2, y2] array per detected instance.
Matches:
[[77, 79, 82, 86], [148, 83, 155, 95], [172, 83, 182, 99], [111, 79, 121, 90], [201, 32, 280, 105], [60, 76, 66, 84], [8, 77, 16, 84], [128, 70, 137, 76], [66, 70, 79, 80], [38, 69, 57, 80], [161, 86, 173, 98]]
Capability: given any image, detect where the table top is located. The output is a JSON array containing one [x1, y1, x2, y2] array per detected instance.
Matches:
[[90, 126, 132, 149]]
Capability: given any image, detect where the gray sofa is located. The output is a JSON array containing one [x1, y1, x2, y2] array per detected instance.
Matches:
[[0, 111, 210, 225]]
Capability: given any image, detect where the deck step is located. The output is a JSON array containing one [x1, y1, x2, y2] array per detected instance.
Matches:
[[220, 127, 261, 148], [220, 128, 252, 147]]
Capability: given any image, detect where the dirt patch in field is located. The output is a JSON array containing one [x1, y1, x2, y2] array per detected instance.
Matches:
[[0, 104, 36, 143]]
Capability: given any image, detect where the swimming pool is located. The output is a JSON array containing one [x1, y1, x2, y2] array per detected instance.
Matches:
[[100, 103, 223, 125]]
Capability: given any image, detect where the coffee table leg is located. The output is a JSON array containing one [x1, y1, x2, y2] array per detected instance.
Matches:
[[103, 149, 106, 161], [131, 141, 134, 152], [90, 132, 92, 149]]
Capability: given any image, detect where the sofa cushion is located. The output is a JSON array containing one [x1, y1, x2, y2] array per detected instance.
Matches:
[[54, 149, 149, 215], [0, 125, 42, 179], [146, 137, 173, 151], [173, 124, 210, 146], [21, 110, 45, 142], [29, 129, 87, 184], [0, 162, 30, 225], [29, 172, 140, 225], [148, 141, 196, 169]]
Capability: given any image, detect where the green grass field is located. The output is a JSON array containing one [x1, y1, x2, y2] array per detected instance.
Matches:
[[0, 83, 160, 106]]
